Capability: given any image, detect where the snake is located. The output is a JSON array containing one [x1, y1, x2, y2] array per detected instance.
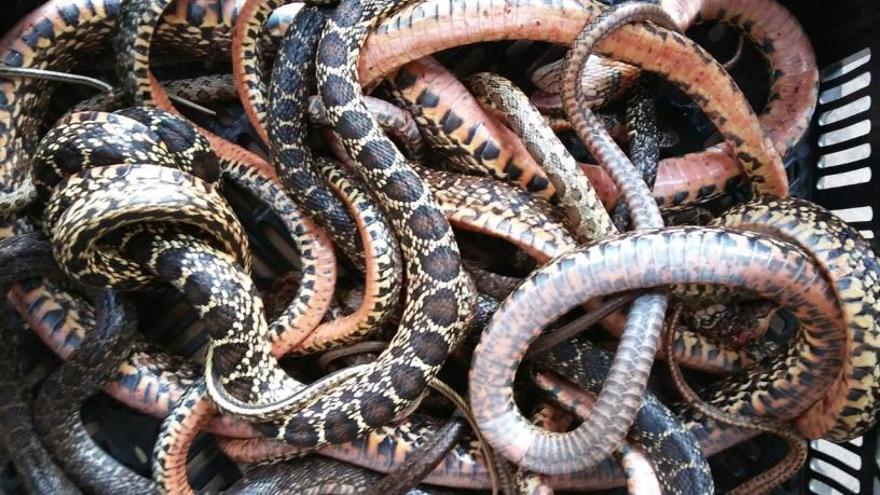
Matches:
[[33, 290, 156, 495], [386, 56, 554, 199], [226, 456, 456, 495], [267, 7, 419, 361], [544, 8, 784, 472], [1, 0, 812, 210], [232, 0, 303, 145], [356, 0, 812, 198], [308, 94, 425, 159], [570, 0, 817, 155], [359, 32, 774, 374], [0, 232, 78, 495], [1, 1, 852, 492], [285, 158, 402, 354], [0, 2, 792, 216], [7, 272, 259, 437], [28, 67, 522, 490], [366, 414, 468, 495], [114, 0, 281, 189], [68, 73, 241, 115], [413, 152, 756, 376], [611, 76, 660, 230], [709, 197, 880, 441], [29, 105, 349, 467], [465, 71, 616, 241], [470, 225, 845, 474], [384, 56, 668, 217], [514, 404, 574, 495], [11, 137, 584, 451], [532, 334, 713, 494], [60, 71, 405, 357], [40, 106, 403, 446], [662, 305, 807, 494], [532, 374, 684, 495], [535, 0, 815, 209], [470, 4, 674, 476], [267, 5, 370, 270], [22, 110, 756, 486], [65, 0, 374, 414], [0, 0, 275, 214], [14, 275, 492, 492], [208, 0, 475, 447], [560, 2, 785, 204]]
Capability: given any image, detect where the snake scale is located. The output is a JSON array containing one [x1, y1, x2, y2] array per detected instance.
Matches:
[[531, 335, 713, 494], [33, 290, 155, 495], [230, 0, 475, 448]]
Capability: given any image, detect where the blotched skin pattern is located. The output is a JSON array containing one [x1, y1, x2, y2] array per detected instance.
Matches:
[[268, 6, 367, 269], [0, 233, 78, 495], [232, 0, 302, 144], [465, 72, 616, 241], [358, 0, 816, 205], [388, 56, 555, 199], [244, 0, 475, 451], [0, 0, 840, 492], [0, 0, 288, 212]]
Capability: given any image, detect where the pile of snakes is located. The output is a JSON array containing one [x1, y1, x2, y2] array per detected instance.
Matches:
[[0, 0, 877, 493]]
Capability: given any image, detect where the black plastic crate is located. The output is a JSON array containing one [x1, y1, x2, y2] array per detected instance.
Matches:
[[782, 1, 880, 494], [2, 0, 880, 493]]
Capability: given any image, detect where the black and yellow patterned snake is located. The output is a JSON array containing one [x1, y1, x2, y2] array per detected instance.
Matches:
[[214, 0, 473, 448]]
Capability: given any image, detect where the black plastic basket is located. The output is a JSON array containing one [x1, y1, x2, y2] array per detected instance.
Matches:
[[2, 0, 880, 493], [783, 1, 880, 494]]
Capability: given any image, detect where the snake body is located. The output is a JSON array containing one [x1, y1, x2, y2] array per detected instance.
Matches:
[[231, 0, 475, 449], [0, 0, 265, 213], [33, 291, 155, 495], [470, 227, 843, 473], [466, 72, 616, 241], [227, 456, 452, 495], [712, 197, 880, 440], [0, 232, 78, 494], [533, 335, 714, 494], [358, 0, 808, 199], [268, 5, 367, 269], [471, 4, 672, 477], [232, 0, 302, 144], [0, 1, 860, 493], [388, 57, 554, 199], [612, 77, 660, 229], [367, 414, 468, 495]]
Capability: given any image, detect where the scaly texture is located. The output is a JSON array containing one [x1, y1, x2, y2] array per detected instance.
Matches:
[[33, 291, 155, 495], [289, 160, 403, 354], [0, 233, 77, 494], [268, 6, 366, 269], [359, 0, 797, 200], [534, 336, 714, 494], [470, 227, 844, 474], [465, 72, 616, 241], [715, 197, 880, 440], [250, 0, 475, 449], [387, 57, 553, 198], [232, 0, 302, 144]]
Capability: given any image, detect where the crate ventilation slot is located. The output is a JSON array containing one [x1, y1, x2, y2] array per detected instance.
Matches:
[[814, 48, 873, 204], [805, 43, 879, 495], [808, 439, 867, 494]]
